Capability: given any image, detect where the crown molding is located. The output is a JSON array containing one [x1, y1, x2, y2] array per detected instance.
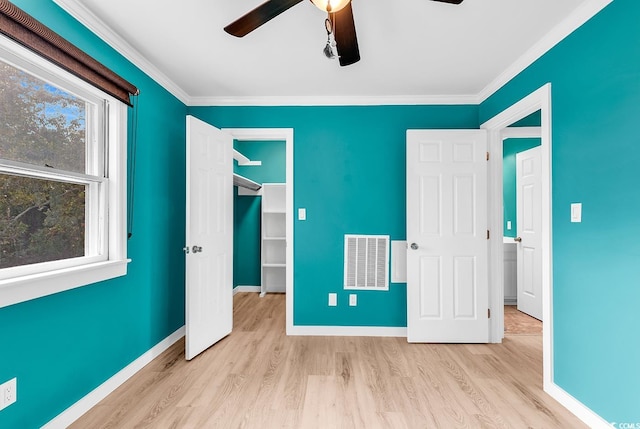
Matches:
[[52, 0, 190, 105], [51, 0, 478, 107], [188, 94, 480, 107], [54, 0, 612, 108], [477, 0, 613, 103]]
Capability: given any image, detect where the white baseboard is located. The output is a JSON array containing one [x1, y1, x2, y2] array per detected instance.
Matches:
[[288, 325, 407, 337], [546, 382, 611, 428], [43, 326, 186, 429], [233, 286, 261, 295]]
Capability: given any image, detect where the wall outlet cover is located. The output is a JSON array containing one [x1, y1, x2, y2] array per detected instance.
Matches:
[[0, 378, 17, 410], [328, 293, 337, 306], [349, 294, 357, 306]]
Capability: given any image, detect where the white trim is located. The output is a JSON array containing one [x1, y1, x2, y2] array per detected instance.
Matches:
[[222, 129, 294, 335], [233, 286, 261, 295], [482, 83, 554, 389], [501, 127, 542, 140], [42, 327, 185, 429], [288, 325, 407, 337], [190, 94, 479, 107], [0, 260, 129, 309], [54, 0, 609, 108], [546, 383, 613, 429], [52, 0, 190, 104], [477, 0, 613, 102]]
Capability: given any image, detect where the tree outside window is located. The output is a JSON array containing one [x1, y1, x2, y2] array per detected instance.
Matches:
[[0, 60, 89, 269]]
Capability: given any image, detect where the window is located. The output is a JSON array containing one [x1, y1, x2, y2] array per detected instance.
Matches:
[[0, 34, 129, 309]]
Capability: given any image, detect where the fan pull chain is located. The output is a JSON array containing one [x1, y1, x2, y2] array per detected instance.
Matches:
[[323, 17, 336, 59]]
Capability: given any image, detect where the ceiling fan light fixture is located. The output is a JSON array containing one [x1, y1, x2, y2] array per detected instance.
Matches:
[[310, 0, 351, 13]]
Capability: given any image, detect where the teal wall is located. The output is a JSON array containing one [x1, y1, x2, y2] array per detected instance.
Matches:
[[502, 138, 541, 237], [2, 0, 635, 425], [0, 1, 187, 428], [233, 141, 286, 287], [188, 105, 479, 327], [481, 0, 640, 422]]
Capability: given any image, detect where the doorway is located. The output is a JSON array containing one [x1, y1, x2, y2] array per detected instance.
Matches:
[[502, 126, 542, 322], [482, 84, 553, 390], [223, 128, 294, 334]]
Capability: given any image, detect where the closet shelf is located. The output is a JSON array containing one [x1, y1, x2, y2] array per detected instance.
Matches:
[[233, 149, 262, 166], [263, 236, 285, 241], [233, 173, 261, 191], [261, 183, 286, 295]]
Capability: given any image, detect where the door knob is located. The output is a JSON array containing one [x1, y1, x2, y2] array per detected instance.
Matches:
[[513, 237, 522, 243], [410, 243, 419, 250], [192, 245, 203, 253]]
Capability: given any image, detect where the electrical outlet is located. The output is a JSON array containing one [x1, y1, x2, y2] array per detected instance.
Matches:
[[0, 378, 17, 410], [328, 293, 337, 307], [349, 294, 357, 307]]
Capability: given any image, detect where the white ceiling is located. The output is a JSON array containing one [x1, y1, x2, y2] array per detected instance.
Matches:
[[54, 0, 599, 105]]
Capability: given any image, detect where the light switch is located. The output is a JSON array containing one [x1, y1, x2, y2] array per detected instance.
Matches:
[[507, 221, 512, 230], [298, 208, 306, 221], [571, 203, 582, 223]]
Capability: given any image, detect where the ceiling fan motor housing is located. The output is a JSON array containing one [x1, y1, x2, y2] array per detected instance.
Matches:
[[310, 0, 351, 13]]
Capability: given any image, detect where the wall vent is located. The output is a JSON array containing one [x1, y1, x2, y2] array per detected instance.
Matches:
[[344, 235, 390, 291]]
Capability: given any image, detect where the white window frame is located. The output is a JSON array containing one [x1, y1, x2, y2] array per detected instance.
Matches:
[[0, 34, 129, 309]]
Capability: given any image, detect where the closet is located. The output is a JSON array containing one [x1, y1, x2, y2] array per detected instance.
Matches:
[[232, 140, 287, 296]]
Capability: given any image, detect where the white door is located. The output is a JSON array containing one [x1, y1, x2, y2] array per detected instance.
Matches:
[[185, 115, 233, 360], [406, 130, 489, 343], [516, 147, 542, 320]]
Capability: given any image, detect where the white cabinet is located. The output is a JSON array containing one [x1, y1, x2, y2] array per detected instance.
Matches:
[[261, 184, 286, 295]]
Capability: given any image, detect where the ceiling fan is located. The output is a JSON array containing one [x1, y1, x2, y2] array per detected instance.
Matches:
[[224, 0, 464, 67]]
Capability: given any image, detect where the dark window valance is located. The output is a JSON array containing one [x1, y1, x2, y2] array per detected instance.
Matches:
[[0, 0, 139, 105]]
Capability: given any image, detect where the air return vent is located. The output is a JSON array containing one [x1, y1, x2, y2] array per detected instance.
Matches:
[[344, 235, 389, 291]]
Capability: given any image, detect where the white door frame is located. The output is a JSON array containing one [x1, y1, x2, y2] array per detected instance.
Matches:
[[481, 83, 553, 389], [222, 128, 294, 334]]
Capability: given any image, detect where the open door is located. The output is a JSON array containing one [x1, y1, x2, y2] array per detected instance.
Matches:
[[185, 115, 233, 360], [406, 130, 489, 343], [516, 146, 543, 320]]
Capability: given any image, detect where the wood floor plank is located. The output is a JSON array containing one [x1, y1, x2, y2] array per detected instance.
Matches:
[[70, 293, 587, 429]]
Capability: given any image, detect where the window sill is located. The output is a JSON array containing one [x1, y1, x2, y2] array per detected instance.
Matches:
[[0, 259, 130, 309]]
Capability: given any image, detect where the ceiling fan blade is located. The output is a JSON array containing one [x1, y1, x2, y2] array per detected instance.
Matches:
[[224, 0, 304, 37], [333, 2, 360, 67], [431, 0, 464, 4]]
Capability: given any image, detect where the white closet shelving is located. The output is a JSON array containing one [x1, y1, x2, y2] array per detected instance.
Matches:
[[261, 183, 286, 296]]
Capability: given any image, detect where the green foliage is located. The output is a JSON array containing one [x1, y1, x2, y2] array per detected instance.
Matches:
[[0, 61, 87, 269]]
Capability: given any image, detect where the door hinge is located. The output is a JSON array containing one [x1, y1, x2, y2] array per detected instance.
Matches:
[[488, 308, 491, 318], [486, 151, 490, 161], [487, 230, 490, 240]]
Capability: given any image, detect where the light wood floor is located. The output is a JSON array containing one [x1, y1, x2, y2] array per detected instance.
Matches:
[[504, 305, 543, 335], [71, 293, 585, 429]]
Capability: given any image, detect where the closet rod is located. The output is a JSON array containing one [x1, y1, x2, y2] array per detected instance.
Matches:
[[233, 173, 261, 191]]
